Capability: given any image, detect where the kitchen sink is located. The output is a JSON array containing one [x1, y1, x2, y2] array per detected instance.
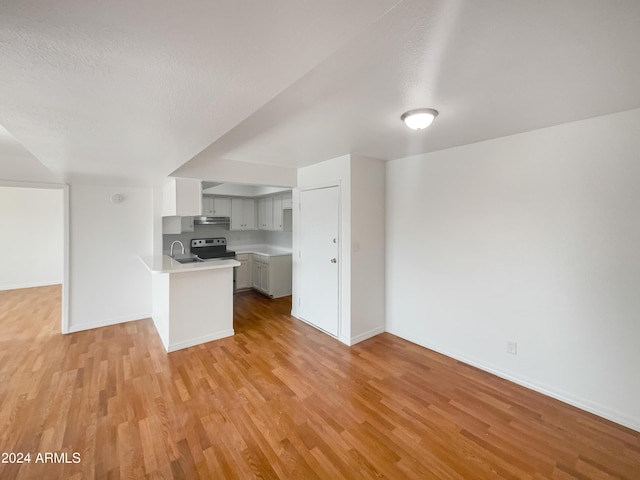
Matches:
[[173, 256, 205, 264]]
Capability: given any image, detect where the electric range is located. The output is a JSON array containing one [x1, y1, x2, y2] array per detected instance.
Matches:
[[190, 238, 236, 260]]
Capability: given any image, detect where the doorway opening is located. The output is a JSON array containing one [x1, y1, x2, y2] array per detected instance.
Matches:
[[0, 183, 69, 332]]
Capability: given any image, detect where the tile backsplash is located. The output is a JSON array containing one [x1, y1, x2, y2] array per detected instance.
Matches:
[[163, 224, 291, 254]]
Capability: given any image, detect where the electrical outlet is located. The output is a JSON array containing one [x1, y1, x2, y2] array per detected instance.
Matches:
[[506, 341, 518, 355]]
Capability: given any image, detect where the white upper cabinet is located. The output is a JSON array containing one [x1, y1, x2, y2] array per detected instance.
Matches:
[[255, 192, 292, 230], [230, 198, 243, 229], [265, 197, 274, 230], [162, 178, 202, 217], [162, 215, 194, 234], [231, 198, 257, 230], [273, 196, 283, 231], [181, 216, 194, 232], [213, 198, 231, 217], [202, 196, 231, 216], [202, 197, 214, 216], [243, 199, 257, 229], [229, 191, 293, 231], [257, 198, 265, 229], [258, 197, 274, 230], [282, 193, 293, 209]]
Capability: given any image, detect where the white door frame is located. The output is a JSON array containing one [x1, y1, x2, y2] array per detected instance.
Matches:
[[293, 181, 342, 339], [0, 180, 70, 333]]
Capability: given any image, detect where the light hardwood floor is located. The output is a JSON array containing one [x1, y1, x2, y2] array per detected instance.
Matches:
[[0, 285, 638, 479]]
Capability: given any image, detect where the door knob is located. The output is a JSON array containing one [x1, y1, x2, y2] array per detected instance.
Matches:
[[330, 258, 337, 263]]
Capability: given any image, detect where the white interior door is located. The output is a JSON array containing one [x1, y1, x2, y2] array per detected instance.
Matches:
[[298, 186, 339, 336]]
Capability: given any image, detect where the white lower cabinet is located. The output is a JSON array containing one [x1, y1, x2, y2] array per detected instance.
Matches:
[[252, 261, 260, 290], [250, 253, 292, 298], [252, 254, 268, 292], [260, 259, 270, 293], [235, 254, 251, 290]]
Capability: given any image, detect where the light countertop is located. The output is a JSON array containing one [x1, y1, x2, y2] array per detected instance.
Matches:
[[231, 244, 292, 257], [139, 255, 240, 274]]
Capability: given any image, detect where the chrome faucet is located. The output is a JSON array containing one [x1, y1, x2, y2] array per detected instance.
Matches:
[[170, 240, 185, 258]]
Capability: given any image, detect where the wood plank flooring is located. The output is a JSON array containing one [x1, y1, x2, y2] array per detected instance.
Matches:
[[0, 285, 638, 479]]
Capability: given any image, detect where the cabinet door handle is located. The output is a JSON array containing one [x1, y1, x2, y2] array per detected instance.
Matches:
[[330, 258, 337, 263]]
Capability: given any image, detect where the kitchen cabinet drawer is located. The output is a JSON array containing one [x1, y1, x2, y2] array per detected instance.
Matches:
[[252, 254, 269, 265], [236, 253, 250, 262]]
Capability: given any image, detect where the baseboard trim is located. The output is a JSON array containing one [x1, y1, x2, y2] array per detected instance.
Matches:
[[350, 326, 385, 346], [387, 327, 640, 433], [291, 314, 342, 342], [67, 313, 151, 333], [291, 315, 384, 347], [0, 281, 61, 292], [167, 329, 234, 353]]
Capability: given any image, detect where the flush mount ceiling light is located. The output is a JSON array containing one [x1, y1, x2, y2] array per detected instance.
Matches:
[[401, 108, 439, 130]]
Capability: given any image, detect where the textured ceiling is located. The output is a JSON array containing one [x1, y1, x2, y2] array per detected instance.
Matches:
[[0, 0, 400, 184], [2, 0, 640, 184], [176, 0, 640, 173]]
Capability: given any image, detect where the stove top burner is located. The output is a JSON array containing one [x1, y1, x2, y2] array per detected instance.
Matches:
[[190, 237, 235, 260], [197, 250, 236, 260]]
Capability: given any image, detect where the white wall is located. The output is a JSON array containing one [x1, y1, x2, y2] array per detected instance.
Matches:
[[386, 108, 640, 431], [350, 156, 385, 343], [0, 186, 63, 290], [263, 229, 292, 249], [68, 184, 153, 332]]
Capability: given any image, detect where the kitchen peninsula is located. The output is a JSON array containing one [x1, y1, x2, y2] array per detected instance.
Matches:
[[139, 255, 240, 352]]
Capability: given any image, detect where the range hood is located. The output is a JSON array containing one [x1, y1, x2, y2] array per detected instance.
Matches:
[[193, 216, 230, 225]]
